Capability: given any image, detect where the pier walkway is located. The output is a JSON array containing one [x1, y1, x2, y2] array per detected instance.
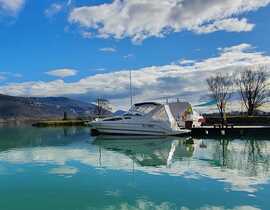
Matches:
[[192, 126, 270, 138]]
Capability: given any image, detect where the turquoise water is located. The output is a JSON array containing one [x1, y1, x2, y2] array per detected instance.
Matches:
[[0, 126, 270, 210]]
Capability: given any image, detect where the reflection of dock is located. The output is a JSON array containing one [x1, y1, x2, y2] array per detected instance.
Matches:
[[192, 126, 270, 138]]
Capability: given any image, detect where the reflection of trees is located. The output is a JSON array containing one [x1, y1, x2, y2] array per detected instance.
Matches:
[[213, 139, 231, 167], [211, 138, 270, 177], [244, 140, 270, 176]]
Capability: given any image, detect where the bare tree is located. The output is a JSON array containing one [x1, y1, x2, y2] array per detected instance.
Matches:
[[207, 73, 233, 124], [94, 98, 112, 118], [236, 66, 269, 116]]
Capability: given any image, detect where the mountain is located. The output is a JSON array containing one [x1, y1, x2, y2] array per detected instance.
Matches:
[[114, 110, 127, 116], [0, 94, 97, 121]]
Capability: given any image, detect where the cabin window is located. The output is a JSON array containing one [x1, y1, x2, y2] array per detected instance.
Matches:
[[103, 117, 123, 121], [151, 106, 169, 122], [129, 104, 158, 115]]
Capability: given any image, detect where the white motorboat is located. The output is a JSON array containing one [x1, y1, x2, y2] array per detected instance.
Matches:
[[89, 101, 195, 136]]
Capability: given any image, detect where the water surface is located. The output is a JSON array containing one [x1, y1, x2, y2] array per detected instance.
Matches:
[[0, 126, 270, 210]]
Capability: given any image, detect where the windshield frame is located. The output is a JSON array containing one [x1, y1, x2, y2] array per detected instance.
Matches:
[[126, 103, 160, 116]]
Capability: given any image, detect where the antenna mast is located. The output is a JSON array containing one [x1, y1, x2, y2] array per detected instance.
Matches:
[[129, 69, 133, 107]]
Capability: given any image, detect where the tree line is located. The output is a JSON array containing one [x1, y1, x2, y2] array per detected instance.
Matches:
[[207, 65, 269, 124]]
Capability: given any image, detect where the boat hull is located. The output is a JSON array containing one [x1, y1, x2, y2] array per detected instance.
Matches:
[[91, 128, 167, 136], [90, 122, 190, 136]]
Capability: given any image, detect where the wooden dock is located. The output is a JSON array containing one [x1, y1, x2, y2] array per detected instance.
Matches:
[[192, 126, 270, 138]]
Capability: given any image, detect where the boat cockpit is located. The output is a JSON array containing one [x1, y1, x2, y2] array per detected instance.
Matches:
[[101, 102, 161, 122], [124, 102, 161, 117]]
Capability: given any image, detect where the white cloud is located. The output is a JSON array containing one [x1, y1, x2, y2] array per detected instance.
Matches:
[[49, 166, 78, 176], [0, 44, 269, 110], [221, 43, 254, 53], [197, 206, 260, 210], [0, 75, 6, 81], [81, 31, 92, 39], [123, 54, 134, 59], [99, 47, 117, 52], [13, 73, 22, 78], [193, 18, 255, 34], [0, 72, 22, 80], [44, 1, 74, 18], [179, 59, 196, 65], [44, 3, 64, 18], [46, 68, 77, 78], [68, 0, 270, 43], [67, 0, 72, 7], [0, 0, 25, 16], [95, 68, 106, 72]]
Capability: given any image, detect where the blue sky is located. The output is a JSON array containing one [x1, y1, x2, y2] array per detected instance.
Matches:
[[0, 0, 270, 110]]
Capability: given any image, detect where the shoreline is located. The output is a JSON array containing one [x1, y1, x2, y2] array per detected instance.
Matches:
[[32, 120, 89, 127], [0, 118, 92, 127]]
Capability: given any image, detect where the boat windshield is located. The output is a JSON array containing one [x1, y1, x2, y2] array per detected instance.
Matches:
[[127, 103, 159, 116]]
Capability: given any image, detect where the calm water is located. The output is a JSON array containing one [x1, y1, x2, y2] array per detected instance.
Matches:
[[0, 126, 270, 210]]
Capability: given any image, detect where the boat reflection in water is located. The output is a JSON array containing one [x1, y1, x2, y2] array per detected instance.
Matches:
[[91, 135, 270, 195], [93, 135, 195, 168], [1, 127, 270, 210]]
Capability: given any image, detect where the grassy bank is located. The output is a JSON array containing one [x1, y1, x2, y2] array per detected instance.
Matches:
[[32, 120, 89, 127]]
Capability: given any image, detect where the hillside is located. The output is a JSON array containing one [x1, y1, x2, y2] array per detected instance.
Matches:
[[113, 110, 127, 116], [0, 94, 96, 121]]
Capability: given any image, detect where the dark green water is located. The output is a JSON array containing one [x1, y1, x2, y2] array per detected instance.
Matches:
[[0, 126, 270, 210]]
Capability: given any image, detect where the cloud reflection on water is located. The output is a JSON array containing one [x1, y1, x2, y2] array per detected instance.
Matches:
[[0, 130, 270, 194]]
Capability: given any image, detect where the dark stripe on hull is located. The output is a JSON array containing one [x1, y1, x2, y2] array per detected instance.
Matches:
[[91, 127, 167, 136]]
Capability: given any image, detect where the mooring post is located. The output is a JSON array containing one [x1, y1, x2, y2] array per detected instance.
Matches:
[[221, 130, 225, 136]]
